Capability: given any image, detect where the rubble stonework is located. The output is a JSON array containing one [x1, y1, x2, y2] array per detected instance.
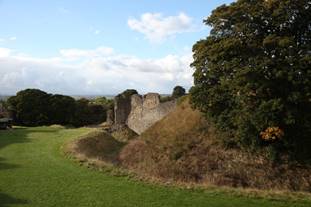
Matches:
[[114, 94, 132, 125], [0, 103, 8, 118], [106, 109, 114, 125], [113, 93, 176, 134]]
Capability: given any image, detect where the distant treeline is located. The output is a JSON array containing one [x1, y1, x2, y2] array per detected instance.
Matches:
[[0, 95, 11, 101], [6, 89, 113, 127]]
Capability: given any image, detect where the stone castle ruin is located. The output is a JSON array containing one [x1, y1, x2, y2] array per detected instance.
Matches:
[[112, 93, 176, 134]]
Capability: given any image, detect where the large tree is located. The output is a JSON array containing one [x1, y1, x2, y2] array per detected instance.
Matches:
[[48, 95, 76, 125], [7, 89, 51, 126], [190, 0, 311, 160], [7, 89, 107, 127]]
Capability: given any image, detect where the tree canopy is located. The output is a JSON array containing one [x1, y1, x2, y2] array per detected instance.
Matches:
[[7, 89, 107, 127], [172, 86, 186, 98], [190, 0, 311, 160], [116, 89, 138, 99], [8, 89, 51, 126]]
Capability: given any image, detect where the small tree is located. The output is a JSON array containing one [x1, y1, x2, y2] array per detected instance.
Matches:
[[172, 86, 186, 99]]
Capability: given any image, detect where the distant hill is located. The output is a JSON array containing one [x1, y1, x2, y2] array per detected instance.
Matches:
[[0, 94, 116, 101], [0, 94, 171, 101], [70, 95, 115, 100]]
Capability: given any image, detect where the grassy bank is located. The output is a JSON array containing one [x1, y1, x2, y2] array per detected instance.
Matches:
[[0, 126, 310, 207]]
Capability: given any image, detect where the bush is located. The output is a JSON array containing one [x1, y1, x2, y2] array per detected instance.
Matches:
[[190, 0, 311, 161]]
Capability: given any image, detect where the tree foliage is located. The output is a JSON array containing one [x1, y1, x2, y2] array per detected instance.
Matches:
[[172, 86, 186, 99], [48, 95, 76, 125], [8, 89, 50, 126], [0, 100, 9, 118], [91, 97, 114, 110], [190, 0, 311, 160], [71, 98, 106, 127], [116, 89, 138, 99], [7, 89, 107, 127]]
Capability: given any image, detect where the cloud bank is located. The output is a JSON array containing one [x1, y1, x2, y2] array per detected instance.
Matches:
[[128, 12, 194, 43], [0, 36, 17, 43], [0, 47, 193, 95]]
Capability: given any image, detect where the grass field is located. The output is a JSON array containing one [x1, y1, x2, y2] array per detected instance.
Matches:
[[0, 126, 310, 207]]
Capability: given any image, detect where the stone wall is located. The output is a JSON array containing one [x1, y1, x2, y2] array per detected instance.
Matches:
[[0, 103, 11, 119], [113, 93, 176, 134], [114, 94, 132, 125], [0, 103, 6, 117], [106, 109, 114, 125], [127, 93, 176, 134]]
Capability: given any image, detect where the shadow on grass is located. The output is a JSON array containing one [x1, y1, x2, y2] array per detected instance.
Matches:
[[0, 126, 65, 207], [0, 126, 64, 171], [0, 128, 31, 151], [0, 126, 64, 151], [0, 157, 19, 170], [0, 192, 28, 207]]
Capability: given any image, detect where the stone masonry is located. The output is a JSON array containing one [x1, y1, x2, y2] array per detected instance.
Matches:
[[113, 93, 176, 134]]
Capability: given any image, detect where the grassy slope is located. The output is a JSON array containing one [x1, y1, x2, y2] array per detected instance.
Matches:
[[71, 129, 125, 164], [0, 127, 309, 207], [120, 99, 311, 191]]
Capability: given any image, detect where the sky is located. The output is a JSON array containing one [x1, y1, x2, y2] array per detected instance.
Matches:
[[0, 0, 234, 95]]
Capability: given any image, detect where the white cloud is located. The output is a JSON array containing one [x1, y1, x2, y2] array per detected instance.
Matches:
[[128, 12, 194, 43], [0, 47, 193, 95], [59, 47, 114, 60], [0, 36, 17, 43], [0, 48, 12, 57]]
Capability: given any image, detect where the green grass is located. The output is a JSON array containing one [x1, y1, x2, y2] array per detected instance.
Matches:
[[0, 126, 310, 207]]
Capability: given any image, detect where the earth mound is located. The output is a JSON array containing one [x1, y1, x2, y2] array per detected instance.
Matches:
[[119, 98, 311, 192], [111, 126, 138, 142], [70, 129, 124, 164]]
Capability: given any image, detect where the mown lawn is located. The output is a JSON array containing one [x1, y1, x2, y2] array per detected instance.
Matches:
[[0, 126, 310, 207]]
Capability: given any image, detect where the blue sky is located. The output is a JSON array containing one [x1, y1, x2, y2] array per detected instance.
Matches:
[[0, 0, 233, 95]]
